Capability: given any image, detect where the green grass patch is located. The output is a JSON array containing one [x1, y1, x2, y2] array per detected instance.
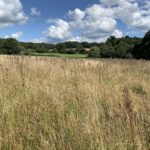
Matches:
[[29, 52, 88, 58], [129, 83, 146, 96]]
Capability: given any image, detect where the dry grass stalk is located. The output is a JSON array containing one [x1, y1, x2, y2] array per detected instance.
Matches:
[[0, 55, 149, 150]]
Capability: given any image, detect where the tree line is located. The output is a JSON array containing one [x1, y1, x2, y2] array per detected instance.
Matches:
[[0, 30, 150, 59]]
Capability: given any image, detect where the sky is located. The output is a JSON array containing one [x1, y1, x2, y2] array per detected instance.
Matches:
[[0, 0, 150, 43]]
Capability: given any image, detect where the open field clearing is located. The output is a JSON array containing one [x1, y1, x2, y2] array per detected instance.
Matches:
[[29, 52, 88, 58], [0, 55, 150, 150]]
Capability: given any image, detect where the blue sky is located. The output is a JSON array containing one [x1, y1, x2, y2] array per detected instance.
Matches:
[[0, 0, 150, 43]]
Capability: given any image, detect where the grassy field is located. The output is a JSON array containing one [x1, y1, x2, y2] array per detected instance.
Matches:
[[0, 55, 150, 150], [29, 52, 88, 58]]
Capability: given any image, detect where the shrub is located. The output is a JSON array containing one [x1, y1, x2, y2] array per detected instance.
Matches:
[[88, 46, 100, 58], [35, 47, 49, 53]]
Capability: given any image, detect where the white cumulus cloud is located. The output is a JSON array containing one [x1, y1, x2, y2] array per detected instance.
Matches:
[[43, 0, 150, 43], [111, 29, 123, 38], [68, 8, 85, 28], [5, 32, 23, 39], [44, 19, 72, 40], [0, 0, 28, 28], [101, 0, 150, 30]]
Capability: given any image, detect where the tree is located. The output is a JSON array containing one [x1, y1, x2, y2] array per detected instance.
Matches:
[[106, 36, 117, 46], [132, 30, 150, 59], [0, 38, 21, 54], [35, 46, 49, 53], [99, 44, 116, 58], [88, 46, 100, 58], [115, 41, 131, 58], [81, 42, 91, 48]]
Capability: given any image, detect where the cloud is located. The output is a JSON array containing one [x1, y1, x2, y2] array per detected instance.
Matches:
[[68, 8, 85, 28], [101, 0, 150, 30], [32, 37, 47, 43], [30, 7, 41, 16], [44, 19, 72, 40], [111, 29, 123, 38], [82, 5, 117, 39], [0, 0, 28, 28], [43, 0, 150, 43], [5, 32, 23, 39], [45, 5, 119, 43]]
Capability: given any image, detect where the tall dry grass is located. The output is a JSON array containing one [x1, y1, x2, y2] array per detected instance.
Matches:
[[0, 55, 150, 150]]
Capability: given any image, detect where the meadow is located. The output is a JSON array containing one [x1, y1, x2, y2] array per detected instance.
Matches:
[[0, 55, 150, 150], [29, 52, 88, 58]]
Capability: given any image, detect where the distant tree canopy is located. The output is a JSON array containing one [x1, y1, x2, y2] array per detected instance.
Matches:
[[0, 38, 21, 55], [0, 31, 150, 59], [88, 46, 100, 58], [88, 36, 141, 59], [132, 30, 150, 60]]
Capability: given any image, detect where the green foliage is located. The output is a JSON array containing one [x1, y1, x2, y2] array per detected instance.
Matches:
[[1, 32, 150, 59], [132, 30, 150, 60], [81, 42, 91, 48], [29, 52, 87, 58], [88, 36, 141, 59], [0, 38, 5, 48], [51, 48, 58, 53], [20, 42, 55, 51], [130, 84, 146, 96], [35, 47, 49, 53], [20, 48, 30, 55], [88, 46, 100, 58], [115, 41, 132, 58], [18, 45, 26, 52], [67, 49, 77, 54], [0, 38, 21, 55], [100, 44, 116, 58], [77, 48, 88, 54]]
